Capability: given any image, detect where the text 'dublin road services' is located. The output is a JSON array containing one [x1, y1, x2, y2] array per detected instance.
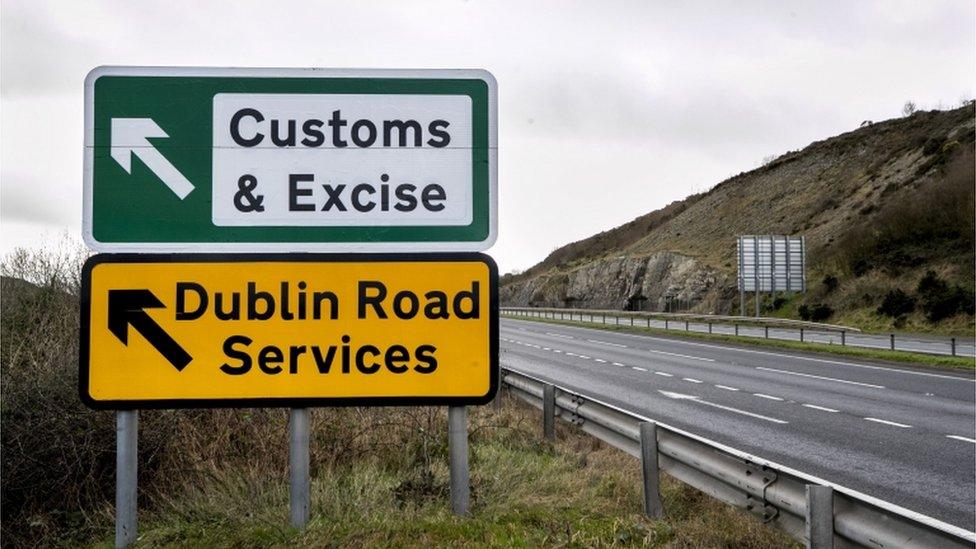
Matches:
[[80, 254, 498, 408]]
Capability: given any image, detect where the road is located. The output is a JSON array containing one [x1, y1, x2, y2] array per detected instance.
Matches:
[[506, 309, 976, 357], [500, 317, 976, 531]]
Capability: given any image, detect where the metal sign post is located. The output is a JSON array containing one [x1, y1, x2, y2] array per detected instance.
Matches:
[[115, 411, 138, 549], [448, 406, 470, 516], [289, 408, 310, 528]]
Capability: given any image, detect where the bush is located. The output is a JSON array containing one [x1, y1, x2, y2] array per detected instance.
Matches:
[[915, 271, 974, 321], [822, 274, 839, 293], [798, 303, 833, 322], [771, 297, 787, 310], [877, 289, 915, 317]]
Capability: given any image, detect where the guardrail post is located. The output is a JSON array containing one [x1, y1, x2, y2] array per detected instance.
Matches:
[[630, 316, 634, 326], [543, 384, 556, 440], [734, 323, 739, 336], [289, 408, 310, 529], [615, 315, 619, 325], [685, 321, 689, 331], [708, 322, 712, 334], [602, 314, 605, 324], [639, 422, 664, 519], [448, 406, 470, 516], [805, 485, 833, 548], [665, 319, 669, 330], [890, 333, 895, 351], [841, 330, 845, 346], [800, 328, 804, 343], [951, 337, 956, 356], [116, 410, 138, 549], [764, 326, 769, 339]]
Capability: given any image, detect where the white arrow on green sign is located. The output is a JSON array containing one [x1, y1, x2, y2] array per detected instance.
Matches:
[[83, 67, 497, 251]]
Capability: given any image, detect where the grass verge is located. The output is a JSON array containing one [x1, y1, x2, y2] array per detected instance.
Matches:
[[85, 399, 797, 548], [503, 314, 975, 371]]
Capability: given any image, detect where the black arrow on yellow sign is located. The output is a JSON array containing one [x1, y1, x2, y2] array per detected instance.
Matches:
[[108, 289, 192, 371]]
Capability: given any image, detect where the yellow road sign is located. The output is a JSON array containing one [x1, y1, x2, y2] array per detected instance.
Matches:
[[80, 254, 497, 409]]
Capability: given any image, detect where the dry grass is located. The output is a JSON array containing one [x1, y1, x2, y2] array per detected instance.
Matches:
[[1, 243, 797, 548]]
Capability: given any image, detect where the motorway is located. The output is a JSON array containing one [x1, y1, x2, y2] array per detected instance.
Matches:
[[506, 309, 976, 357], [500, 317, 976, 531]]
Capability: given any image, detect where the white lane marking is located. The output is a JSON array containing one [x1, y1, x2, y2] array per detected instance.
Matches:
[[715, 385, 739, 391], [946, 435, 976, 444], [594, 358, 607, 363], [542, 347, 551, 351], [578, 355, 591, 359], [755, 366, 885, 389], [587, 339, 628, 348], [635, 335, 972, 381], [612, 362, 625, 367], [683, 378, 703, 384], [546, 332, 575, 339], [552, 349, 562, 353], [565, 352, 578, 357], [654, 371, 673, 377], [632, 366, 648, 372], [658, 390, 788, 424], [646, 348, 715, 362], [864, 417, 912, 428], [802, 404, 839, 412], [753, 393, 784, 401]]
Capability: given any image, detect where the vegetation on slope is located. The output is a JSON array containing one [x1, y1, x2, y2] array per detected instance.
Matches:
[[503, 105, 975, 334]]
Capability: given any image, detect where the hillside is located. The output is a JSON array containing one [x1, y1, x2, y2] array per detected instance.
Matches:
[[501, 104, 975, 334]]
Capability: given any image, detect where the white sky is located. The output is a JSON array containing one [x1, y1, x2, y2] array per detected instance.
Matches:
[[2, 1, 974, 274]]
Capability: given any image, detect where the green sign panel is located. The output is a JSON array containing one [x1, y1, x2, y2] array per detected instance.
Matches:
[[83, 67, 497, 251]]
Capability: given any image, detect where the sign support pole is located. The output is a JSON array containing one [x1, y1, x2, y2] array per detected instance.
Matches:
[[289, 408, 310, 528], [115, 410, 138, 549], [448, 405, 470, 516]]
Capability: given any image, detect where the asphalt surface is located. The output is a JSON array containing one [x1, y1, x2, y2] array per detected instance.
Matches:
[[500, 317, 976, 531], [509, 310, 976, 357]]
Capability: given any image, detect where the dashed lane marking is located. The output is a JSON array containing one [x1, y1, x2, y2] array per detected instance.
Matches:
[[683, 378, 703, 384], [755, 367, 885, 389], [753, 393, 784, 401], [864, 417, 912, 428], [946, 435, 976, 444], [646, 348, 715, 362], [654, 371, 673, 377], [587, 339, 628, 348], [715, 385, 739, 391], [802, 404, 839, 412], [632, 366, 648, 372]]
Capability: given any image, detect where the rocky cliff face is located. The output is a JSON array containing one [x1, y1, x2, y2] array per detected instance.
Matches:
[[500, 251, 728, 312]]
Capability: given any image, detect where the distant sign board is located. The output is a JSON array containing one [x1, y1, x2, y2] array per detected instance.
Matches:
[[80, 254, 498, 409], [83, 67, 497, 251], [737, 235, 805, 292]]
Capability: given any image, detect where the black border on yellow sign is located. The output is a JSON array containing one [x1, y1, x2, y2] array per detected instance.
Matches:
[[79, 253, 499, 410]]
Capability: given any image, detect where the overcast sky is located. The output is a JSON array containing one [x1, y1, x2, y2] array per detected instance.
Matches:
[[2, 1, 973, 274]]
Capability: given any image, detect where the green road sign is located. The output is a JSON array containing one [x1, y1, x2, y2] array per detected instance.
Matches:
[[83, 67, 497, 251]]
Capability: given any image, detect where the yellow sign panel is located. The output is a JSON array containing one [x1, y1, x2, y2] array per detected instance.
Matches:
[[80, 254, 497, 409]]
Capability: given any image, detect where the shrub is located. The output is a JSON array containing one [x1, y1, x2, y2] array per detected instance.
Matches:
[[877, 289, 915, 317], [822, 274, 839, 293], [799, 303, 833, 321], [915, 271, 975, 321], [772, 297, 787, 310]]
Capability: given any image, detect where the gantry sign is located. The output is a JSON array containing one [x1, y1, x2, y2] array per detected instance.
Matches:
[[83, 67, 497, 251]]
